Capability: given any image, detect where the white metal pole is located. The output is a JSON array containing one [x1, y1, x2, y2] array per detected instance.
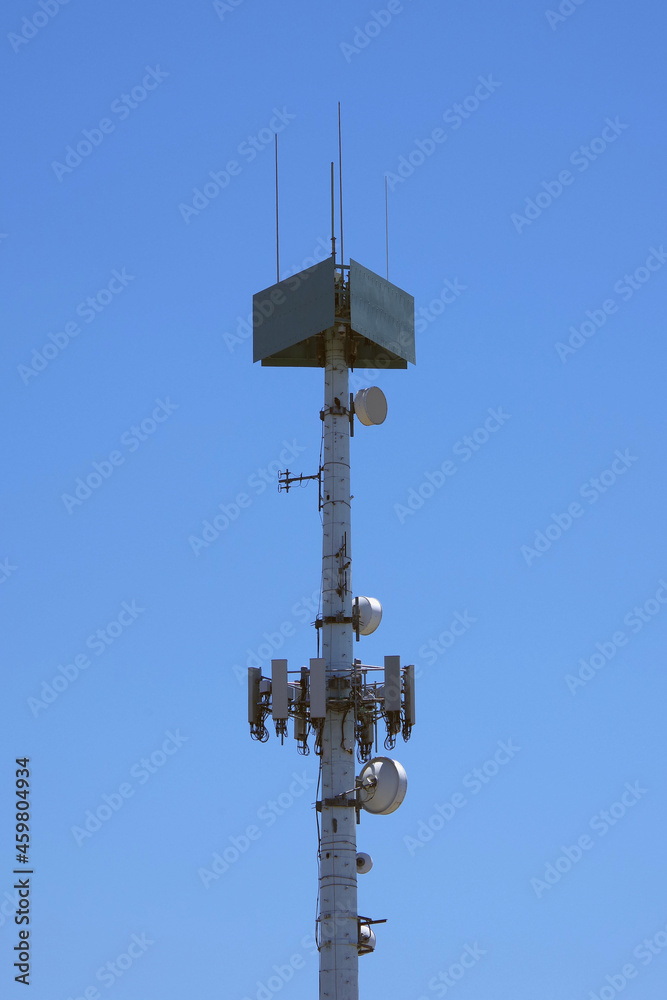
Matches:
[[318, 318, 359, 999]]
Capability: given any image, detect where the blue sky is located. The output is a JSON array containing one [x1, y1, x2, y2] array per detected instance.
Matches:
[[2, 1, 667, 998]]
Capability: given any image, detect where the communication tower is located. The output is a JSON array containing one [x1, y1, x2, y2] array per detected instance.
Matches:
[[247, 135, 416, 1000]]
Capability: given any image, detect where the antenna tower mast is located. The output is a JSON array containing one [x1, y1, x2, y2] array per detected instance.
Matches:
[[247, 138, 416, 1000]]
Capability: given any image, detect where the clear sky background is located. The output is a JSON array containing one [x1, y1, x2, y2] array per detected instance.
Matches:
[[2, 1, 667, 998]]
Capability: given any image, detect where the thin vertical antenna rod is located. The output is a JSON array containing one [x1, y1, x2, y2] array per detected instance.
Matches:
[[338, 102, 344, 267], [275, 134, 280, 283], [385, 176, 389, 280], [330, 161, 336, 262]]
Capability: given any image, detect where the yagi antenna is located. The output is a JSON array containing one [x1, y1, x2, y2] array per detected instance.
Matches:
[[338, 102, 344, 267], [275, 134, 280, 282]]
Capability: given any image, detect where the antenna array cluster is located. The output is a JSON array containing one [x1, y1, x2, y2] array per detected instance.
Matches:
[[248, 655, 416, 759]]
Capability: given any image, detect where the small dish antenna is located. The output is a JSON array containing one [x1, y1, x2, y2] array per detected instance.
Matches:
[[355, 596, 382, 636], [358, 756, 408, 815], [356, 852, 373, 874], [354, 387, 388, 426]]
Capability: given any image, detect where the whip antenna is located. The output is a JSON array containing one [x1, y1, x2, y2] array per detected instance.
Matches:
[[385, 176, 389, 280], [275, 134, 280, 282], [331, 161, 336, 262], [338, 102, 344, 266]]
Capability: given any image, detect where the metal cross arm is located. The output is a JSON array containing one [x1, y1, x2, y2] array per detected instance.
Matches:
[[278, 467, 322, 494]]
